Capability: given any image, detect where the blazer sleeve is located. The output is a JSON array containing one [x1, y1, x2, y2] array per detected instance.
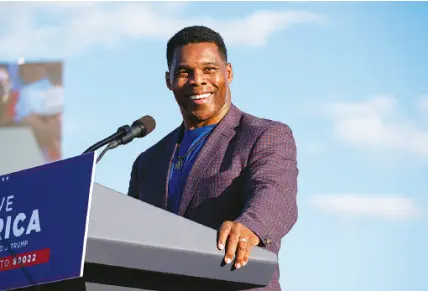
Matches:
[[127, 157, 140, 200], [234, 121, 299, 250]]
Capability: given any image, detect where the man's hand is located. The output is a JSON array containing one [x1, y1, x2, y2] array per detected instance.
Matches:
[[218, 221, 261, 269]]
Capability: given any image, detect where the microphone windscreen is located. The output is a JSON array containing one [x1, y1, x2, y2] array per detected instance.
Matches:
[[138, 115, 156, 135]]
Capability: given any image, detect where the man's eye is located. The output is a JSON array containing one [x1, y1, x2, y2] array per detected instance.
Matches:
[[205, 67, 217, 72]]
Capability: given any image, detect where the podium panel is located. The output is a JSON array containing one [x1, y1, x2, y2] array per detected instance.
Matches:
[[0, 153, 96, 291]]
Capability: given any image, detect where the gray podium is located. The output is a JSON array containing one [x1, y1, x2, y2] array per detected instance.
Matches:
[[0, 127, 278, 291]]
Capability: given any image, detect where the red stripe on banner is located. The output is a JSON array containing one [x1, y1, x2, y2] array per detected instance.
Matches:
[[0, 248, 50, 272]]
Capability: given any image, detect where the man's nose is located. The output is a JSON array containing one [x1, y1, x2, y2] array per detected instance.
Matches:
[[188, 70, 207, 86]]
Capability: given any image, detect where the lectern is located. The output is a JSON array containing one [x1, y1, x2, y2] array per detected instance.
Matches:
[[0, 127, 278, 291]]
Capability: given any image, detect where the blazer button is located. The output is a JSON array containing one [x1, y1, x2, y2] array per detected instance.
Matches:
[[263, 238, 272, 245]]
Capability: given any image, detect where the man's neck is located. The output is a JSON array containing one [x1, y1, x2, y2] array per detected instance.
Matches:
[[184, 102, 231, 130]]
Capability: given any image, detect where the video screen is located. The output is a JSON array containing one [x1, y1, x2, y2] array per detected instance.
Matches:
[[0, 61, 63, 163]]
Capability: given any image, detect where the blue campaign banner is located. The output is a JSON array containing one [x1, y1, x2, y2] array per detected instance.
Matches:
[[0, 152, 96, 290]]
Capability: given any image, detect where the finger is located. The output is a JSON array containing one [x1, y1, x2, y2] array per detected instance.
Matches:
[[241, 234, 259, 266], [234, 238, 250, 269], [242, 245, 252, 267], [225, 228, 240, 264], [218, 222, 232, 250], [249, 232, 261, 247]]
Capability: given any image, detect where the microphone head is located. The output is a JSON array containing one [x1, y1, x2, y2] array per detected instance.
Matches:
[[133, 115, 156, 136]]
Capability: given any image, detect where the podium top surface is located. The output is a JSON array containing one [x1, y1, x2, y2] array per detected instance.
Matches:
[[86, 183, 278, 288]]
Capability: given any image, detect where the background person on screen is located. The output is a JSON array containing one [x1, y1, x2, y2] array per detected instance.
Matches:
[[11, 63, 63, 162], [128, 26, 298, 291]]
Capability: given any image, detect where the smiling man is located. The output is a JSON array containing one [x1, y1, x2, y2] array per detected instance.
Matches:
[[128, 25, 299, 290]]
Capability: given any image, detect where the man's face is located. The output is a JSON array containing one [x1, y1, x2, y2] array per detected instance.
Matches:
[[166, 42, 233, 125]]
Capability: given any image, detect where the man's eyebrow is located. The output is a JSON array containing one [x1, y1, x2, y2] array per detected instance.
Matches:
[[175, 64, 191, 70], [200, 61, 218, 66], [178, 61, 218, 67], [174, 61, 219, 72]]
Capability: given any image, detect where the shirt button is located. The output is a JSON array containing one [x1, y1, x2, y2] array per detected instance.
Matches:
[[264, 238, 272, 245]]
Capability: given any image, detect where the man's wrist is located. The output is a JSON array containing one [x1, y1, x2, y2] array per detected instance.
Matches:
[[234, 215, 272, 248]]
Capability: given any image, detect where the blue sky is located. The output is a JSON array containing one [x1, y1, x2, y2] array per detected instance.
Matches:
[[1, 2, 427, 291]]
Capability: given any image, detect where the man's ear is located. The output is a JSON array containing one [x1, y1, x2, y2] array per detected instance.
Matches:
[[165, 71, 172, 90], [226, 63, 233, 84]]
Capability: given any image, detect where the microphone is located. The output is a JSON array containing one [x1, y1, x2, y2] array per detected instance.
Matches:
[[82, 115, 156, 163], [109, 115, 156, 149]]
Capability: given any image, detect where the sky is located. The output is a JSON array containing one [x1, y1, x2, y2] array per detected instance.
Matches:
[[1, 1, 427, 291]]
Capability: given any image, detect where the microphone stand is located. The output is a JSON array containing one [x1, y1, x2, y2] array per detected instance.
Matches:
[[82, 125, 131, 164], [95, 141, 115, 164]]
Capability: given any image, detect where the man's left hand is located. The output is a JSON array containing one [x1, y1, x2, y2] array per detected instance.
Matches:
[[217, 221, 261, 269]]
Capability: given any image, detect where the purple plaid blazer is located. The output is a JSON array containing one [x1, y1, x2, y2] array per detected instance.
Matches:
[[128, 104, 298, 290]]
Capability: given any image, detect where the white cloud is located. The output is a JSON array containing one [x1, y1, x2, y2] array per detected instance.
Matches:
[[325, 95, 428, 158], [417, 95, 428, 114], [0, 2, 324, 59], [311, 194, 420, 220]]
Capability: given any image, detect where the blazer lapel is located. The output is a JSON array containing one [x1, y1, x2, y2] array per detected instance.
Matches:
[[177, 104, 242, 216], [144, 127, 180, 210]]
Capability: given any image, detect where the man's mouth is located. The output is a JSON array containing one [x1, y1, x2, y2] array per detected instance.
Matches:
[[189, 93, 212, 100], [188, 93, 213, 105]]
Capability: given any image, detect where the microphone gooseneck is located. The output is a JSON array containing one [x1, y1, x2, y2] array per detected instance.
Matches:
[[82, 115, 156, 164], [82, 125, 131, 154]]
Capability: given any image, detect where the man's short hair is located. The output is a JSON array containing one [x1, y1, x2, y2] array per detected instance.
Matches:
[[166, 25, 228, 68]]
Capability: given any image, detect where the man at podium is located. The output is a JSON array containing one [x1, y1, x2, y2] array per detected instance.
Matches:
[[128, 25, 298, 290]]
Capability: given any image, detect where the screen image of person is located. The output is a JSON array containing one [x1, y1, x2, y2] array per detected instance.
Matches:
[[13, 63, 64, 163], [127, 26, 299, 290]]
